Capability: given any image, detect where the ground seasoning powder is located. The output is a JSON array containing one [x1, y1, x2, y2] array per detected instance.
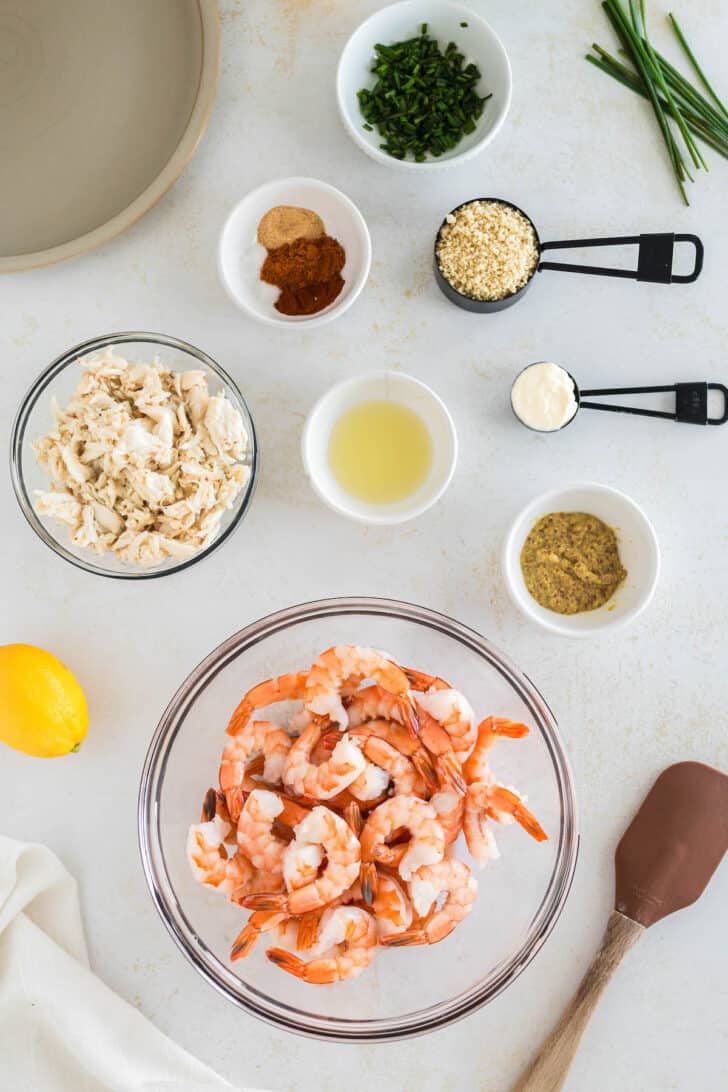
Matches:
[[258, 220, 346, 316]]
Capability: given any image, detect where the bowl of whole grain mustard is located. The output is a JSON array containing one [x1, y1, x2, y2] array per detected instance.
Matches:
[[502, 483, 660, 637]]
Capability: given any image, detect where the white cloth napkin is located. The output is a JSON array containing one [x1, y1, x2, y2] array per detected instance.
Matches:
[[0, 836, 268, 1092]]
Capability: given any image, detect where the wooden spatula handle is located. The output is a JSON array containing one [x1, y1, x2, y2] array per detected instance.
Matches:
[[511, 910, 644, 1092]]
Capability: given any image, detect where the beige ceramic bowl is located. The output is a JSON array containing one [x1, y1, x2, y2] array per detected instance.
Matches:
[[0, 0, 219, 272]]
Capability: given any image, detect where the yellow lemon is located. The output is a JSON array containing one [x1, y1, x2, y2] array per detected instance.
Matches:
[[0, 644, 88, 757]]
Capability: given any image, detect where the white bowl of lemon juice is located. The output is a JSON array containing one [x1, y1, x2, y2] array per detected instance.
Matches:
[[302, 372, 457, 524]]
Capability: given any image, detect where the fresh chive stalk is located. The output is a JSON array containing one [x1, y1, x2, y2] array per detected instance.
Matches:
[[586, 2, 726, 202], [668, 12, 728, 120]]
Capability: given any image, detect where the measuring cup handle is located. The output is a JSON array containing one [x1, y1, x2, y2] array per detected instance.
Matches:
[[538, 233, 704, 284], [670, 234, 704, 284], [707, 383, 728, 425]]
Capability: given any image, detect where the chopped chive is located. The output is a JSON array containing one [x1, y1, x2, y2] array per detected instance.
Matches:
[[355, 22, 488, 161]]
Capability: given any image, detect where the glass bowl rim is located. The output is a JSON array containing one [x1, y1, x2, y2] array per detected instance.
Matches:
[[138, 595, 579, 1042], [9, 330, 259, 581]]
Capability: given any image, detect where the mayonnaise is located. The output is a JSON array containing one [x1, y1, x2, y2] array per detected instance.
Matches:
[[511, 362, 578, 432]]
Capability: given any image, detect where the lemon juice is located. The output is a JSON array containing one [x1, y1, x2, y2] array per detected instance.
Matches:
[[328, 399, 432, 505]]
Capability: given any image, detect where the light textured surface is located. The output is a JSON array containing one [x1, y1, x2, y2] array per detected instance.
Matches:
[[1, 2, 726, 1090]]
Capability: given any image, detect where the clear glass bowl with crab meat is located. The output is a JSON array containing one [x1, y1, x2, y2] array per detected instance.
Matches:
[[10, 332, 258, 579], [138, 597, 578, 1042]]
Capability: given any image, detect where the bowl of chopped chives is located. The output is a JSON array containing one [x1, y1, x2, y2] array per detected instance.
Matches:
[[336, 1, 511, 170]]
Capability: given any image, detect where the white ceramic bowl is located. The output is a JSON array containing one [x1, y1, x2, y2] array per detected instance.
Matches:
[[218, 177, 372, 328], [503, 483, 660, 637], [336, 0, 511, 170], [302, 371, 457, 524]]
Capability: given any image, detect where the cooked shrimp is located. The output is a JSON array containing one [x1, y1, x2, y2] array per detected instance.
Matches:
[[344, 688, 463, 793], [348, 757, 392, 803], [462, 717, 530, 784], [372, 874, 413, 939], [282, 840, 324, 892], [361, 736, 423, 796], [226, 671, 308, 736], [415, 707, 467, 795], [242, 806, 361, 915], [267, 906, 377, 984], [414, 688, 477, 763], [236, 789, 309, 876], [380, 859, 477, 947], [283, 720, 366, 800], [463, 786, 501, 866], [345, 686, 415, 729], [340, 703, 439, 792], [304, 645, 418, 735], [295, 879, 363, 951], [219, 721, 292, 821], [431, 790, 465, 846], [186, 816, 254, 896], [231, 909, 288, 961], [360, 795, 445, 901], [466, 781, 547, 844]]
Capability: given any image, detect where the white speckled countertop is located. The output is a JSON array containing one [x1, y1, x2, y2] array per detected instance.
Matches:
[[1, 2, 727, 1089]]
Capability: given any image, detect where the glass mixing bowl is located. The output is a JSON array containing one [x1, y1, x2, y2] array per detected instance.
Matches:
[[10, 332, 258, 580], [139, 598, 578, 1042]]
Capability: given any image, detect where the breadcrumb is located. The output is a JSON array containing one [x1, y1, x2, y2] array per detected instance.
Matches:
[[436, 200, 539, 302]]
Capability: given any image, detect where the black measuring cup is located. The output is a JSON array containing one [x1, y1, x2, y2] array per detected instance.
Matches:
[[511, 363, 728, 432], [434, 198, 704, 313]]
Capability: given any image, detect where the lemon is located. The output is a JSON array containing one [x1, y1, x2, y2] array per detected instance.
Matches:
[[0, 644, 88, 757]]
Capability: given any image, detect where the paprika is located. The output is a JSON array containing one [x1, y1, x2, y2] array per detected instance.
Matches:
[[259, 232, 346, 316]]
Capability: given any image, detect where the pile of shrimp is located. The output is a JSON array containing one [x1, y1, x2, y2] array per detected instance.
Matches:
[[186, 644, 547, 985]]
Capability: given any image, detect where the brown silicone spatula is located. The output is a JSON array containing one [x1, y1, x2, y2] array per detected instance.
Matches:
[[512, 761, 728, 1092]]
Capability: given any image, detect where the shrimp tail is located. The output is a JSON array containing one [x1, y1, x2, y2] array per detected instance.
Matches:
[[246, 753, 266, 777], [239, 892, 288, 912], [488, 787, 548, 842], [230, 924, 261, 961], [226, 700, 253, 737], [266, 948, 309, 978], [344, 801, 363, 837], [379, 928, 427, 948], [296, 911, 322, 951], [360, 861, 379, 905], [267, 948, 338, 984], [398, 698, 420, 740], [436, 753, 467, 795], [200, 787, 218, 822], [411, 751, 439, 794], [402, 667, 451, 692], [480, 716, 530, 740]]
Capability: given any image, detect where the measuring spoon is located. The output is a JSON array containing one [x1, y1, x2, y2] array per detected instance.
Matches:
[[511, 362, 728, 432], [434, 198, 704, 313]]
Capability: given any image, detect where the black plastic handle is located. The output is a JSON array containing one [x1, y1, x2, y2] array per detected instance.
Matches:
[[579, 382, 728, 425], [538, 233, 703, 284]]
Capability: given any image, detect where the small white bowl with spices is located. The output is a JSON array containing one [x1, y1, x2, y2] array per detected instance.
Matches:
[[503, 483, 660, 637], [337, 1, 511, 170], [218, 177, 372, 329]]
